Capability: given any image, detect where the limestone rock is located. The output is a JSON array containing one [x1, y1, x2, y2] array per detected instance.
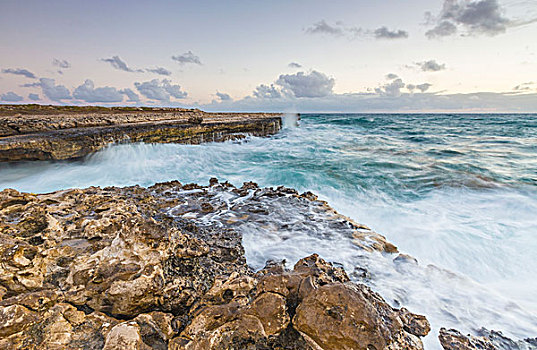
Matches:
[[0, 182, 430, 349]]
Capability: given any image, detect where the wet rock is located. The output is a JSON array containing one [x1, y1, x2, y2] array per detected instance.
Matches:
[[0, 182, 430, 349], [439, 328, 537, 350], [0, 110, 282, 162], [439, 328, 497, 350], [176, 254, 429, 350]]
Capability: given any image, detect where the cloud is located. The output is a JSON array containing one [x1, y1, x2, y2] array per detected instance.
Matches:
[[386, 73, 399, 80], [146, 67, 172, 76], [201, 90, 537, 113], [373, 27, 409, 39], [216, 92, 232, 101], [134, 79, 187, 101], [425, 0, 510, 38], [120, 88, 140, 102], [275, 70, 335, 98], [72, 79, 125, 103], [375, 78, 406, 97], [513, 82, 535, 91], [305, 20, 344, 36], [416, 60, 446, 72], [28, 93, 40, 101], [52, 59, 71, 69], [36, 78, 72, 101], [425, 21, 458, 38], [171, 51, 202, 65], [253, 84, 282, 99], [2, 68, 36, 79], [305, 20, 408, 40], [416, 83, 432, 92], [288, 62, 303, 68], [101, 56, 144, 72], [0, 91, 24, 102]]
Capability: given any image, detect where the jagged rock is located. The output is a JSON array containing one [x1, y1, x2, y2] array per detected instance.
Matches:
[[171, 254, 429, 350], [0, 182, 429, 349], [439, 328, 537, 350]]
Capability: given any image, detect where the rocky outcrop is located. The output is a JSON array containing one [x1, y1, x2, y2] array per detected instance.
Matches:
[[0, 180, 429, 349], [0, 106, 281, 161], [439, 328, 537, 350]]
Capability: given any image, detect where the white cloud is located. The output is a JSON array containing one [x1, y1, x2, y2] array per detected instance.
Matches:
[[73, 79, 124, 103], [276, 70, 335, 98], [134, 79, 187, 101]]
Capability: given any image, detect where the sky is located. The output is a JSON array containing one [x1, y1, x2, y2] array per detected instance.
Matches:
[[0, 0, 536, 112]]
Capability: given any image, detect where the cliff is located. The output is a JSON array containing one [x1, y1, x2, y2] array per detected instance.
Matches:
[[0, 105, 281, 162]]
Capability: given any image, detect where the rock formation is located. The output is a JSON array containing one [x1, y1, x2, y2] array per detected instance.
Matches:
[[0, 180, 430, 349], [0, 106, 281, 161], [439, 328, 537, 350]]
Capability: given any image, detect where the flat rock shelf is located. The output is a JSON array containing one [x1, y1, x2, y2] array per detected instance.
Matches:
[[0, 105, 281, 162]]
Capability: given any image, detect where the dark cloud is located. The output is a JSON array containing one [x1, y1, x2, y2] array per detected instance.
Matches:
[[253, 84, 282, 99], [386, 73, 399, 80], [305, 20, 344, 36], [0, 91, 24, 102], [28, 93, 40, 101], [134, 79, 187, 101], [52, 59, 71, 69], [216, 92, 232, 101], [425, 0, 510, 38], [120, 88, 140, 102], [416, 83, 432, 92], [171, 51, 202, 65], [288, 62, 303, 68], [146, 67, 172, 76], [73, 79, 124, 103], [276, 71, 335, 98], [373, 26, 409, 39], [36, 78, 72, 101], [2, 68, 36, 79], [416, 60, 446, 72], [101, 56, 144, 73]]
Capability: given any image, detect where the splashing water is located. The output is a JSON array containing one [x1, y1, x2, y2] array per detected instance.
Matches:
[[1, 114, 536, 348]]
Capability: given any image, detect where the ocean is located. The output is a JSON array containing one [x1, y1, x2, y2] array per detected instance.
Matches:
[[1, 113, 536, 348]]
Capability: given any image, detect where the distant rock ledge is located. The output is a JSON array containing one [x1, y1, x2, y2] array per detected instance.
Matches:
[[0, 105, 282, 162]]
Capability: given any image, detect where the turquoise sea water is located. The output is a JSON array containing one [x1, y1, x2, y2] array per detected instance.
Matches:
[[1, 114, 536, 348]]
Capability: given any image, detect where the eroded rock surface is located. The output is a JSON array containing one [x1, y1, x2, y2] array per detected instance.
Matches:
[[0, 181, 429, 349]]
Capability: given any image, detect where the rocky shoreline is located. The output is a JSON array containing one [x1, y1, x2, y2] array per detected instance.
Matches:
[[0, 105, 535, 349], [0, 105, 281, 162], [0, 181, 431, 349], [0, 180, 534, 349]]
